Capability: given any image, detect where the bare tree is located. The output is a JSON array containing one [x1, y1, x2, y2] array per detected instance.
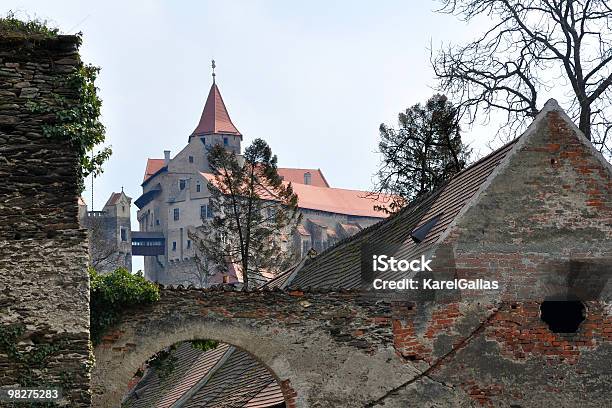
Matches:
[[433, 0, 612, 156], [181, 251, 215, 288], [86, 216, 122, 272], [189, 139, 301, 290]]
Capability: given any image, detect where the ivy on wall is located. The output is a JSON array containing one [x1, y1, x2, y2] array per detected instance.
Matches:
[[2, 11, 112, 192], [0, 11, 58, 37], [0, 324, 68, 407], [27, 64, 112, 192]]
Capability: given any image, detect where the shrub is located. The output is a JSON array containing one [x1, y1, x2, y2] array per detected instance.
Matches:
[[90, 268, 160, 344]]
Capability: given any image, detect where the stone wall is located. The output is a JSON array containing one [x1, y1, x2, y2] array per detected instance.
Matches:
[[0, 34, 90, 406], [92, 288, 418, 408]]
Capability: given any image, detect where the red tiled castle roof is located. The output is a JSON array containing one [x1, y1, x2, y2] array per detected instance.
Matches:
[[144, 158, 165, 182], [192, 83, 241, 137], [277, 168, 329, 187], [201, 171, 391, 218]]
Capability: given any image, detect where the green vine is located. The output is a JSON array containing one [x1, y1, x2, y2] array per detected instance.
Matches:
[[146, 345, 178, 380], [27, 64, 111, 192], [141, 340, 218, 383], [189, 339, 218, 352], [0, 324, 68, 407], [0, 11, 58, 38], [3, 13, 110, 192]]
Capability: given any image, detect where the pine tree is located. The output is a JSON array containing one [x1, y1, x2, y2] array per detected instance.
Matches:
[[373, 94, 471, 213]]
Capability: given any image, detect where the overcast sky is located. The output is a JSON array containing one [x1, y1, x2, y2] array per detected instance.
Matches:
[[5, 1, 509, 271]]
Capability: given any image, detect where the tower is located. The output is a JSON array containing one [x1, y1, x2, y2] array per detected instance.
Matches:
[[187, 60, 242, 166]]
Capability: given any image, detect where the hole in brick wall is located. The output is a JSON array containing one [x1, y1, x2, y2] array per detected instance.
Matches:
[[540, 300, 585, 333]]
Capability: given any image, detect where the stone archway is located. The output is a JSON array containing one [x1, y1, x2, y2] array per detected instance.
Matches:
[[121, 339, 289, 407], [91, 288, 418, 408]]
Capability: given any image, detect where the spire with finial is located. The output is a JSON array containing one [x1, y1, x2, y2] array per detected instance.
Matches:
[[189, 59, 242, 140]]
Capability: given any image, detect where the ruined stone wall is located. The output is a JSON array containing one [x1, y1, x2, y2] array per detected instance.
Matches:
[[92, 288, 418, 408], [387, 108, 612, 407], [0, 34, 90, 406]]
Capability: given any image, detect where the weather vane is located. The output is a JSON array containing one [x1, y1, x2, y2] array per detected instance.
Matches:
[[212, 59, 216, 83]]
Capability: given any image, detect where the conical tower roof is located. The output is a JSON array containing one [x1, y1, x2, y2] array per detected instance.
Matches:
[[191, 82, 241, 138]]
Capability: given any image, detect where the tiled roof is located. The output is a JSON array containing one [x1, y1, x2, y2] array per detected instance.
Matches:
[[144, 158, 166, 182], [338, 223, 361, 237], [260, 259, 305, 290], [277, 168, 329, 187], [201, 172, 391, 218], [192, 83, 241, 137], [104, 191, 130, 207], [123, 342, 284, 408], [288, 138, 520, 289], [124, 342, 221, 408], [290, 183, 390, 217], [182, 348, 283, 408], [244, 381, 286, 408]]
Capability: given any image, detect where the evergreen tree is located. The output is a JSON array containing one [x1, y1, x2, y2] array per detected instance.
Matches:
[[373, 94, 471, 213]]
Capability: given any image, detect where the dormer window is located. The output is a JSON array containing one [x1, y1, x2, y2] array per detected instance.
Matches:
[[410, 214, 443, 244], [304, 172, 312, 185]]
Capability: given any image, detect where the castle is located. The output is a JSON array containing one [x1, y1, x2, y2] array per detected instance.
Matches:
[[133, 70, 391, 286], [79, 191, 132, 273]]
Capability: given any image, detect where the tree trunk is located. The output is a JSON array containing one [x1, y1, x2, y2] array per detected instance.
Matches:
[[578, 104, 591, 141]]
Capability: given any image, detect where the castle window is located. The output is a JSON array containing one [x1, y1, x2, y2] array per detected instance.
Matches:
[[120, 228, 127, 242], [223, 137, 228, 146], [187, 240, 191, 249], [200, 137, 206, 145], [156, 219, 160, 225], [267, 206, 277, 219], [201, 204, 213, 219], [196, 182, 201, 193], [172, 241, 177, 251], [179, 179, 186, 190], [189, 156, 194, 163], [173, 208, 180, 221]]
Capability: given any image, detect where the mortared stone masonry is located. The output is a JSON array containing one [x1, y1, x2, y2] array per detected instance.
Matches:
[[0, 34, 90, 406]]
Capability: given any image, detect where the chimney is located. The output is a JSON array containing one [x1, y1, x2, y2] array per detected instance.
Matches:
[[304, 172, 312, 185], [164, 150, 171, 166]]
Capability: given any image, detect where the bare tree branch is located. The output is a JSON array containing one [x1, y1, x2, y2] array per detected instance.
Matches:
[[434, 0, 612, 155]]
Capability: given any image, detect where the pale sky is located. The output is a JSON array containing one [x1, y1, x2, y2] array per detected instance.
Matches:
[[4, 1, 518, 271]]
